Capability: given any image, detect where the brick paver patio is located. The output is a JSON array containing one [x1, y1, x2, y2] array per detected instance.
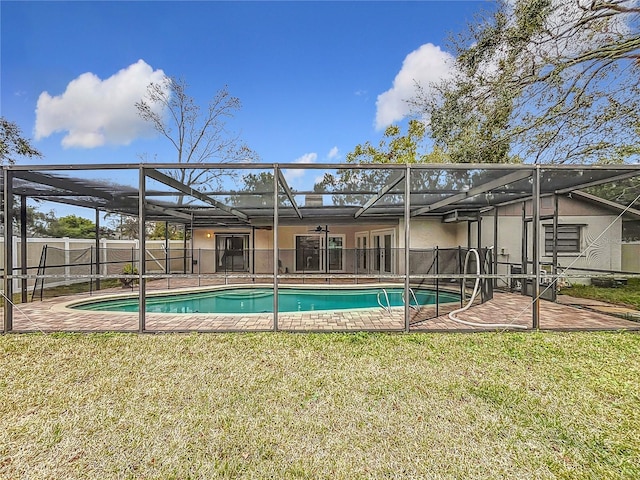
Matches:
[[2, 281, 639, 332]]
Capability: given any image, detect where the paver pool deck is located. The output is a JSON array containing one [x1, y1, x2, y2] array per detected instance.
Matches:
[[3, 280, 639, 332]]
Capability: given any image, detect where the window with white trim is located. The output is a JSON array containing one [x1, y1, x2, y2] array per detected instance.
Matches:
[[544, 225, 581, 255]]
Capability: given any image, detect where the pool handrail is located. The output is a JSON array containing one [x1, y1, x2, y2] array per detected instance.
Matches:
[[377, 288, 392, 313], [402, 288, 420, 311]]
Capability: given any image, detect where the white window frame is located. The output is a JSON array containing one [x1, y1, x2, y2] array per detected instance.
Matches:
[[370, 228, 396, 274]]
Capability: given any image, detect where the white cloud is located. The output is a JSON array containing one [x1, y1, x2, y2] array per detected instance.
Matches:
[[283, 152, 317, 184], [35, 59, 167, 148], [327, 146, 339, 160], [375, 43, 455, 130], [294, 152, 318, 164]]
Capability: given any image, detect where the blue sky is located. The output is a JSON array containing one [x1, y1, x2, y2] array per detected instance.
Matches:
[[2, 0, 489, 215]]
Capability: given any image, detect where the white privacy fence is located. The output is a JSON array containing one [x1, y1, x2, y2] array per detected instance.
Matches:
[[0, 237, 192, 292]]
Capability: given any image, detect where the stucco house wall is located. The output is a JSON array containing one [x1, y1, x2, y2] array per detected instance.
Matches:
[[472, 197, 624, 285], [191, 193, 629, 279]]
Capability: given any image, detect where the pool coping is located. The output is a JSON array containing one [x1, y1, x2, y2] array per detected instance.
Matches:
[[55, 282, 461, 317]]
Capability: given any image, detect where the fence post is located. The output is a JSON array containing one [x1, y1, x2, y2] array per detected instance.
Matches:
[[95, 209, 101, 291], [165, 221, 170, 289], [20, 196, 27, 304], [458, 246, 464, 308], [40, 245, 47, 301], [435, 246, 439, 318], [90, 246, 93, 295], [100, 238, 107, 277], [12, 235, 19, 295], [273, 164, 279, 332], [404, 165, 411, 332], [64, 237, 70, 286], [131, 245, 135, 292], [532, 165, 541, 329], [138, 166, 146, 333], [3, 169, 14, 332]]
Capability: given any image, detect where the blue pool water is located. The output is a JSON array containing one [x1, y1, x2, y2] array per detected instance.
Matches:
[[72, 287, 460, 314]]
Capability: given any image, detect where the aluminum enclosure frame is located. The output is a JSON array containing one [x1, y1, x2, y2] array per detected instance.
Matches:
[[3, 162, 640, 333]]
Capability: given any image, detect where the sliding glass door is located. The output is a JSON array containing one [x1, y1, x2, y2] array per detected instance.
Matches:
[[215, 234, 249, 272], [294, 234, 345, 272]]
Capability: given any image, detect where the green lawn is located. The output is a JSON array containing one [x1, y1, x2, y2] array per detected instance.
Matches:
[[1, 332, 639, 479], [561, 278, 640, 310]]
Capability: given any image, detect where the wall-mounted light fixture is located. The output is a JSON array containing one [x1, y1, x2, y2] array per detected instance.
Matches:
[[206, 232, 212, 238]]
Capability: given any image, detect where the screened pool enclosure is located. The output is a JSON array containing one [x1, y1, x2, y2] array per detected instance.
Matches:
[[3, 163, 640, 332]]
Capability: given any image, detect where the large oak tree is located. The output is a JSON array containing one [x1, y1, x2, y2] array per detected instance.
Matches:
[[414, 0, 640, 164]]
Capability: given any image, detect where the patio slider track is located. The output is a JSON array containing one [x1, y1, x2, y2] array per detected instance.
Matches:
[[354, 173, 405, 218], [145, 168, 250, 223]]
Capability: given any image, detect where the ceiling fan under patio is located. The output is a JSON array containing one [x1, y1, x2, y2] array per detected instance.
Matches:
[[308, 225, 329, 233]]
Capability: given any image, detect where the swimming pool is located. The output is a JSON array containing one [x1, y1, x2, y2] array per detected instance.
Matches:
[[72, 286, 460, 314]]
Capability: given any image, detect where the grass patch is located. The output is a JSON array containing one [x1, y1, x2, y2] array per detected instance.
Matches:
[[561, 278, 640, 309], [1, 280, 123, 307], [1, 332, 639, 478], [35, 279, 123, 300]]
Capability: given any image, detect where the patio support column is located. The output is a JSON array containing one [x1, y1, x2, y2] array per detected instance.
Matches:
[[478, 213, 483, 301], [251, 226, 256, 277], [20, 195, 28, 304], [273, 164, 279, 331], [165, 220, 169, 288], [404, 164, 411, 333], [521, 201, 527, 297], [477, 213, 483, 302], [189, 216, 194, 274], [183, 224, 188, 274], [3, 169, 14, 332], [493, 207, 498, 289], [552, 194, 559, 300], [532, 165, 541, 329], [138, 167, 146, 333], [95, 209, 101, 291]]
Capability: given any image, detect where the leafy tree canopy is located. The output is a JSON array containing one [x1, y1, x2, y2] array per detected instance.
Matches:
[[227, 171, 277, 208], [47, 214, 100, 239], [0, 117, 42, 165], [316, 120, 473, 206], [413, 0, 640, 164], [148, 222, 185, 240]]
